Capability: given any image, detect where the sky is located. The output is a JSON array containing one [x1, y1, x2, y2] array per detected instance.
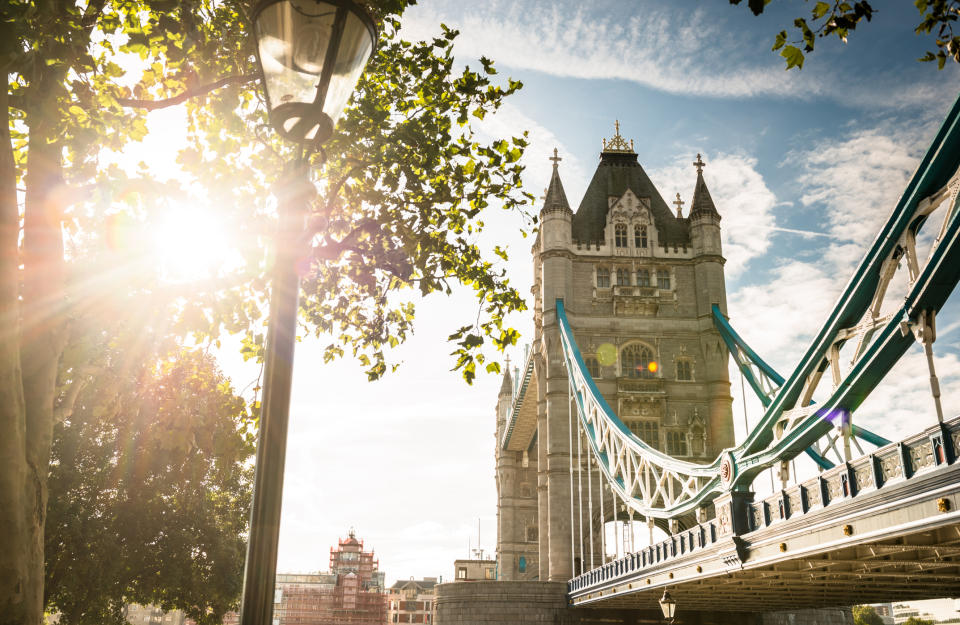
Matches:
[[136, 0, 960, 587]]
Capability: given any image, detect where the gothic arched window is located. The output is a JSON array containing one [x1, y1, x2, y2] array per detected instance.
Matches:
[[615, 223, 628, 247], [621, 344, 655, 379], [667, 431, 688, 456], [596, 267, 610, 288], [616, 268, 629, 286], [635, 225, 648, 248], [657, 269, 671, 290], [585, 357, 600, 378], [636, 269, 651, 287], [677, 359, 692, 381]]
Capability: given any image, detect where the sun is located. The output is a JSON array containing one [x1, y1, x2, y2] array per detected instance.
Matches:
[[152, 206, 236, 283]]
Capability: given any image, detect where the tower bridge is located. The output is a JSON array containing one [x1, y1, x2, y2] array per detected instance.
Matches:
[[435, 94, 960, 624]]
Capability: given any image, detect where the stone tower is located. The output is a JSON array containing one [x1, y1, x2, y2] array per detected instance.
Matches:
[[495, 124, 735, 583]]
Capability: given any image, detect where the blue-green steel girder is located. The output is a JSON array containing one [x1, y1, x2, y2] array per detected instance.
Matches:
[[710, 304, 891, 470]]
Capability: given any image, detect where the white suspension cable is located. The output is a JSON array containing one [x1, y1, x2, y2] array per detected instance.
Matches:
[[567, 374, 576, 577], [599, 452, 605, 563], [587, 439, 595, 569], [576, 411, 585, 575]]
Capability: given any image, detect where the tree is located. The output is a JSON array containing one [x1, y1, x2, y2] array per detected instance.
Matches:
[[45, 337, 253, 625], [2, 1, 531, 622], [853, 605, 886, 625], [903, 617, 935, 625], [728, 0, 960, 69]]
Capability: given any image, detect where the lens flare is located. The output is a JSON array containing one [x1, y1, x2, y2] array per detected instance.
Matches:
[[648, 361, 658, 373], [596, 343, 617, 366]]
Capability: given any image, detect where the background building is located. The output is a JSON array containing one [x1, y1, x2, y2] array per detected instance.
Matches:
[[123, 605, 190, 625], [452, 559, 496, 582], [387, 578, 437, 624], [223, 531, 385, 625]]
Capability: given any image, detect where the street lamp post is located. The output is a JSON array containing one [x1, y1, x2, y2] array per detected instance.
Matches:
[[240, 2, 377, 624]]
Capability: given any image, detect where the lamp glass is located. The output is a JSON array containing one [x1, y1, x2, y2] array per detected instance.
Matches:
[[254, 0, 375, 142], [659, 590, 676, 619]]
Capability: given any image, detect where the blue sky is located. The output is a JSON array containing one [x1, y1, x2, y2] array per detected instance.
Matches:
[[175, 0, 960, 585]]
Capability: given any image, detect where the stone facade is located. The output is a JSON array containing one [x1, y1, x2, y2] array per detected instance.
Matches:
[[434, 581, 852, 624], [496, 127, 736, 583]]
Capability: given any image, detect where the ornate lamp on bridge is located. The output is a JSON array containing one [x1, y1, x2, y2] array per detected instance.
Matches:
[[240, 2, 377, 624], [659, 589, 676, 623]]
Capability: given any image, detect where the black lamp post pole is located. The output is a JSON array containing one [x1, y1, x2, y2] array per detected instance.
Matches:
[[239, 161, 311, 625]]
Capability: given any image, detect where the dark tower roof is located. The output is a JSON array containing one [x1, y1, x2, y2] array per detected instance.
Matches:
[[571, 122, 690, 245], [689, 154, 720, 219], [541, 148, 571, 215]]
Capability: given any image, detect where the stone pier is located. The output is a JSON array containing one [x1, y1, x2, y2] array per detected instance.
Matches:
[[434, 581, 853, 625]]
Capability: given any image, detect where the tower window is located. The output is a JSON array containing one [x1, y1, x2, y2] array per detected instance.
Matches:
[[621, 344, 655, 379], [676, 359, 692, 381], [585, 357, 600, 378], [616, 268, 629, 286], [629, 421, 659, 450], [667, 431, 688, 456], [636, 269, 650, 287], [657, 269, 671, 290], [596, 267, 610, 288], [635, 225, 648, 248], [615, 223, 628, 247]]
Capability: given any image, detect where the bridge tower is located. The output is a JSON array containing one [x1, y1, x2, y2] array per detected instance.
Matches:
[[496, 124, 736, 583]]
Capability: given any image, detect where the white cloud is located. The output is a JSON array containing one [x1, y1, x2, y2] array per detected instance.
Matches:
[[651, 152, 779, 277], [401, 1, 814, 100], [795, 123, 931, 249], [400, 0, 956, 108]]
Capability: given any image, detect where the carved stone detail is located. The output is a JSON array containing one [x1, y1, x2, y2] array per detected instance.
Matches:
[[879, 453, 902, 480], [909, 441, 934, 471]]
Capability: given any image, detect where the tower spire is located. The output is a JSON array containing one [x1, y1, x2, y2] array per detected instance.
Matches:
[[541, 147, 571, 215], [689, 153, 719, 219]]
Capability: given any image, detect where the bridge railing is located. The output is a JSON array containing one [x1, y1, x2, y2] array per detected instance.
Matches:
[[567, 416, 960, 597]]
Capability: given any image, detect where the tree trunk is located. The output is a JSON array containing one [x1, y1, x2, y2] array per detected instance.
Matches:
[[0, 62, 69, 624], [0, 65, 29, 625]]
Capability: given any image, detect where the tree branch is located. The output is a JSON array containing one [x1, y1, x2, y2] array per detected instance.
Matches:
[[117, 74, 260, 111]]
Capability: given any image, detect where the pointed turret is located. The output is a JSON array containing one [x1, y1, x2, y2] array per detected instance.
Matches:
[[540, 148, 571, 217], [689, 154, 720, 220], [539, 148, 573, 257], [498, 358, 513, 398]]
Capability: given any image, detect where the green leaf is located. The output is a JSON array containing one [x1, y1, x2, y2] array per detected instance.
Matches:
[[812, 1, 831, 19], [781, 45, 805, 70], [772, 30, 787, 51]]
